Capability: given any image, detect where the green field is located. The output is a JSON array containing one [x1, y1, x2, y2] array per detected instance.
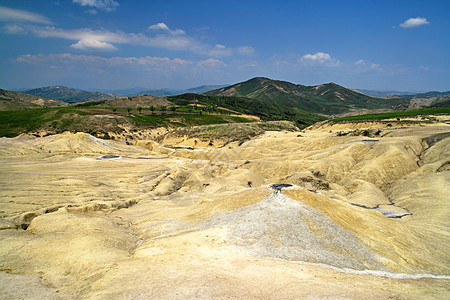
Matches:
[[130, 113, 253, 128], [0, 107, 90, 137]]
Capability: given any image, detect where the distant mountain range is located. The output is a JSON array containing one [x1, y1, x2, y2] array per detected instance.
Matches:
[[205, 77, 410, 115], [355, 90, 414, 97], [357, 89, 450, 98], [19, 85, 228, 103], [396, 91, 450, 99], [0, 89, 66, 110], [11, 79, 449, 115], [23, 86, 121, 103], [90, 85, 228, 97]]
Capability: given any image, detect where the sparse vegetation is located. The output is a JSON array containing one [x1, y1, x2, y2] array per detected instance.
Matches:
[[330, 108, 450, 122], [159, 121, 298, 145], [2, 92, 447, 139], [0, 106, 256, 137], [131, 113, 252, 128]]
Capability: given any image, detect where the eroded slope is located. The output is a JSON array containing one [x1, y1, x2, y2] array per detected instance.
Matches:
[[0, 119, 449, 299]]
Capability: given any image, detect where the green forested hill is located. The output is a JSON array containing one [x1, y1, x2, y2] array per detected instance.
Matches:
[[205, 77, 409, 115], [168, 93, 326, 126]]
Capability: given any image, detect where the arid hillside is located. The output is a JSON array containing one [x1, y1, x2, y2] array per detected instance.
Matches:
[[0, 89, 66, 110], [0, 116, 449, 299]]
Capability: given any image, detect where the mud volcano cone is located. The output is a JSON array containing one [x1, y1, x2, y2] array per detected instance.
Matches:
[[198, 186, 385, 271]]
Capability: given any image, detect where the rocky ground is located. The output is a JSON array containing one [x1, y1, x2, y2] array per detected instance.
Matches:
[[0, 116, 449, 299]]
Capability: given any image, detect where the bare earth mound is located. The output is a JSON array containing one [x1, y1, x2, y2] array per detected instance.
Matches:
[[0, 118, 449, 299]]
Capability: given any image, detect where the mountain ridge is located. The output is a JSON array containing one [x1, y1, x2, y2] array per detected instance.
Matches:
[[86, 84, 229, 97], [23, 86, 122, 103], [205, 77, 410, 115], [133, 84, 228, 97]]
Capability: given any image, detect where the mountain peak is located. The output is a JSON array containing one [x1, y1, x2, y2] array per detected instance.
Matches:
[[206, 77, 409, 115]]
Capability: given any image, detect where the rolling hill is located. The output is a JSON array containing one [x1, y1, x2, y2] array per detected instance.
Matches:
[[205, 77, 410, 115], [168, 93, 326, 126], [0, 89, 66, 110], [23, 86, 122, 103]]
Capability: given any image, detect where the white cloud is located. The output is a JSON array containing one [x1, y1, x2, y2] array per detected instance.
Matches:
[[148, 22, 185, 35], [3, 24, 27, 34], [29, 26, 129, 43], [148, 22, 169, 31], [399, 17, 429, 28], [12, 53, 235, 89], [70, 39, 117, 51], [301, 52, 331, 62], [296, 53, 384, 73], [0, 6, 52, 24], [72, 0, 119, 12], [197, 58, 227, 68], [86, 9, 98, 15], [205, 44, 232, 57], [237, 46, 255, 56], [354, 59, 381, 70], [16, 53, 193, 69], [25, 25, 212, 54], [5, 18, 252, 57], [299, 52, 342, 67], [26, 24, 230, 56]]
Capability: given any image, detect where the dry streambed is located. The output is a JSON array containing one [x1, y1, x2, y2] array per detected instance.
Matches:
[[0, 121, 449, 299]]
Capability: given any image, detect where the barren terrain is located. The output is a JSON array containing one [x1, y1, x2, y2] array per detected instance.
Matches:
[[0, 116, 449, 299]]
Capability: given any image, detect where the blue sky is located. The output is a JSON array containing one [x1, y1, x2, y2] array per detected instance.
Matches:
[[0, 0, 449, 91]]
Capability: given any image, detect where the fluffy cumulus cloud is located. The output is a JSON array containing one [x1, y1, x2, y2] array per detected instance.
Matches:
[[148, 22, 185, 35], [1, 6, 254, 58], [3, 14, 249, 56], [23, 26, 128, 51], [301, 52, 331, 62], [148, 22, 170, 31], [72, 0, 119, 12], [399, 17, 430, 28], [70, 39, 117, 51], [0, 6, 52, 24], [299, 52, 342, 67], [294, 52, 385, 74]]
